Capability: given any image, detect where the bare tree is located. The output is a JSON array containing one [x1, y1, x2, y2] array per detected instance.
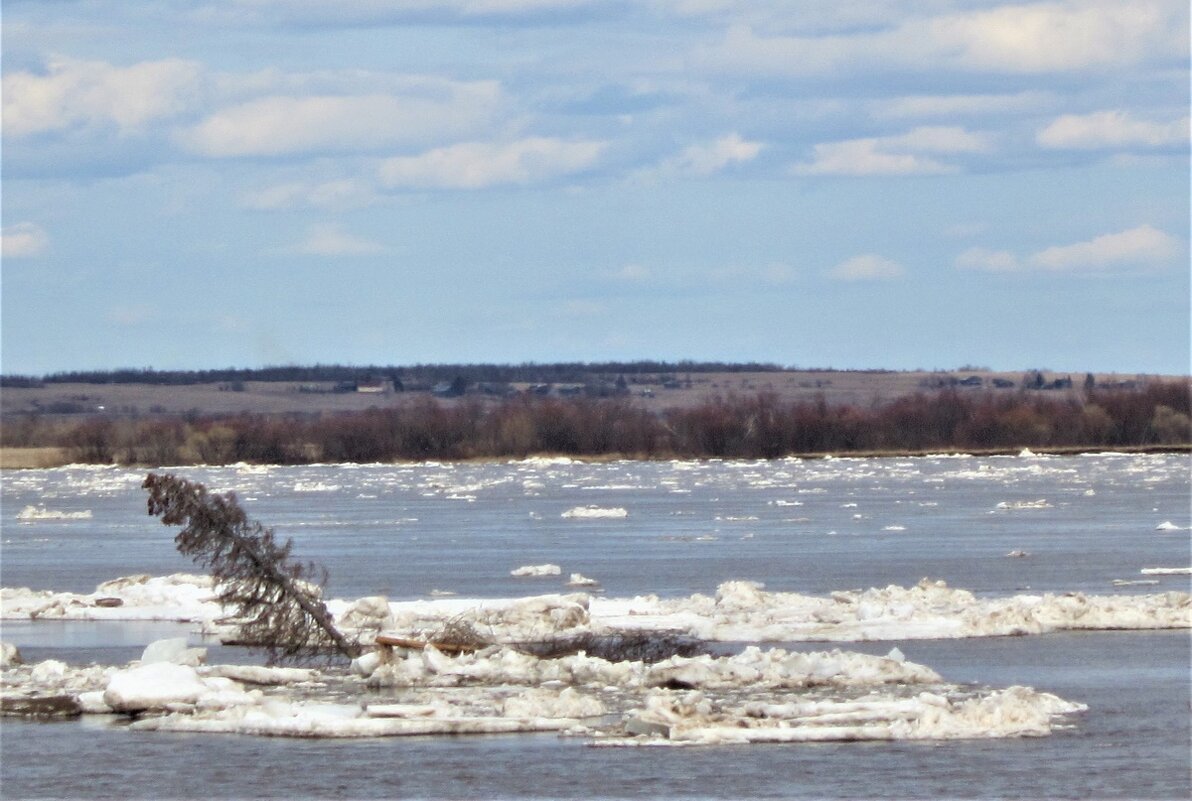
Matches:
[[143, 473, 359, 663]]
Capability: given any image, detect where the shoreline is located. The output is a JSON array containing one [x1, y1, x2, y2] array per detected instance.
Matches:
[[2, 443, 1188, 470]]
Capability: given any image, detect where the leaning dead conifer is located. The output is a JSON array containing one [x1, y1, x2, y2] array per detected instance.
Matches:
[[143, 473, 360, 664]]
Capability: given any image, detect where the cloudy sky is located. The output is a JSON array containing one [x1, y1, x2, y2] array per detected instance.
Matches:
[[2, 1, 1188, 375]]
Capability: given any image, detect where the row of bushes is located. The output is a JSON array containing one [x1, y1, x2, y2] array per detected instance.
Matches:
[[3, 384, 1188, 465]]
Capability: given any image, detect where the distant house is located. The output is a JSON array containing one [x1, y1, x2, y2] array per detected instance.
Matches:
[[555, 383, 585, 397], [432, 376, 469, 398]]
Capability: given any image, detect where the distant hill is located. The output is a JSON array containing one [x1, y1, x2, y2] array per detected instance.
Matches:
[[1, 361, 792, 388]]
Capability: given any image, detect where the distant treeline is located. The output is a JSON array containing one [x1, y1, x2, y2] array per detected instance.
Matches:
[[4, 383, 1187, 465], [0, 361, 791, 388]]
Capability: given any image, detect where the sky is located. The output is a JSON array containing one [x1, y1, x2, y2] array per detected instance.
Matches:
[[2, 0, 1189, 376]]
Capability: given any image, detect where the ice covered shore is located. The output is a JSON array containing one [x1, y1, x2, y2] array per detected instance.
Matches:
[[4, 574, 1188, 644], [1, 635, 1086, 744]]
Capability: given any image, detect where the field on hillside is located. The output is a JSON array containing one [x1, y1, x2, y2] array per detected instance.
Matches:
[[0, 369, 1159, 420]]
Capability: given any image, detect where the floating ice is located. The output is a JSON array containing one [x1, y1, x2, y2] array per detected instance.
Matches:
[[1155, 521, 1188, 531], [562, 506, 628, 519], [16, 505, 92, 521], [292, 481, 341, 493], [5, 574, 1189, 649], [568, 573, 600, 587], [1, 642, 22, 667], [1, 574, 220, 623], [140, 637, 207, 666], [996, 500, 1052, 510], [605, 685, 1086, 745], [1140, 567, 1191, 576], [511, 564, 562, 577]]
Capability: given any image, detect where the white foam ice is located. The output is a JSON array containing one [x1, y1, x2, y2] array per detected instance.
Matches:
[[583, 579, 1190, 644], [0, 635, 1085, 744], [1, 574, 221, 623], [995, 499, 1052, 510], [605, 685, 1086, 745], [293, 481, 341, 493], [16, 505, 92, 521], [511, 564, 562, 577], [562, 506, 628, 519], [6, 575, 1188, 646]]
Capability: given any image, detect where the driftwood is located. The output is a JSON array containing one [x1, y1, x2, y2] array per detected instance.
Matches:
[[375, 630, 710, 663], [374, 635, 481, 655]]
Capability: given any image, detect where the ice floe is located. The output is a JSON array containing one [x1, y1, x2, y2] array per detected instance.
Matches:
[[995, 499, 1052, 510], [1, 635, 1088, 743], [1155, 521, 1189, 531], [1, 574, 221, 622], [511, 564, 562, 577], [16, 505, 92, 521], [1140, 567, 1191, 576], [561, 506, 628, 519], [5, 574, 1188, 646], [602, 684, 1086, 745]]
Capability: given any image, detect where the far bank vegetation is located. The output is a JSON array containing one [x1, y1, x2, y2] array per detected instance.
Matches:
[[2, 381, 1187, 466]]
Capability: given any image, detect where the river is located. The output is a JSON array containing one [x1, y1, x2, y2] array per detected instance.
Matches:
[[1, 453, 1189, 798]]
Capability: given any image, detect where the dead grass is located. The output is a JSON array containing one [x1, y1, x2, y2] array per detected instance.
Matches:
[[0, 447, 71, 469]]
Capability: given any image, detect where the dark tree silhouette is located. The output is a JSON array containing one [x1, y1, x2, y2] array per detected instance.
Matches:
[[143, 473, 359, 663]]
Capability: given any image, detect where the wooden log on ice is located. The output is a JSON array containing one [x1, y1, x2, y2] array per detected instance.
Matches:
[[374, 635, 480, 655]]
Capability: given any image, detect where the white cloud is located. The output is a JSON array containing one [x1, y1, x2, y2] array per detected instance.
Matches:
[[206, 0, 601, 23], [1028, 225, 1179, 270], [657, 133, 763, 177], [181, 79, 501, 157], [698, 2, 1187, 76], [1037, 110, 1189, 150], [378, 137, 605, 189], [793, 140, 951, 176], [241, 179, 375, 211], [791, 126, 988, 176], [289, 223, 384, 256], [923, 1, 1186, 73], [955, 247, 1021, 272], [1, 222, 49, 258], [873, 92, 1051, 119], [2, 57, 200, 138], [827, 254, 904, 281], [883, 126, 993, 154], [956, 225, 1181, 273]]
